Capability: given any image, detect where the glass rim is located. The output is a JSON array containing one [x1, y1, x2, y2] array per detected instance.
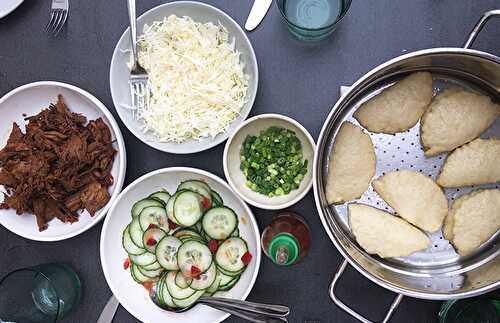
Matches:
[[276, 0, 352, 32], [0, 267, 60, 323]]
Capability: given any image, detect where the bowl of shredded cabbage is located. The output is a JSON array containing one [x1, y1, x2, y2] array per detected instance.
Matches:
[[110, 1, 258, 154]]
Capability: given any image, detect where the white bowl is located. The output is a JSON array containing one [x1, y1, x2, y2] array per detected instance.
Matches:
[[0, 81, 126, 241], [0, 0, 23, 19], [109, 1, 259, 154], [100, 167, 261, 323], [223, 114, 315, 210]]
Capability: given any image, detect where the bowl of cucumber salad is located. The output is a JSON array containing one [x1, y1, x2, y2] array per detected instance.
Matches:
[[100, 167, 261, 323]]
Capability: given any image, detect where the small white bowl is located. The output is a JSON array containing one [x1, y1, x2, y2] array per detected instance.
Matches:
[[223, 114, 315, 210], [100, 167, 261, 323]]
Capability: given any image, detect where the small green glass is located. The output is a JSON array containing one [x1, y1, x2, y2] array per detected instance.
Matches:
[[276, 0, 352, 41], [439, 298, 500, 323], [0, 263, 81, 323]]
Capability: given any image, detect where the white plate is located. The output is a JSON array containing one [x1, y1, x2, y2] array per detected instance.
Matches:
[[0, 0, 23, 19], [109, 1, 258, 154], [100, 167, 261, 323], [0, 81, 126, 241]]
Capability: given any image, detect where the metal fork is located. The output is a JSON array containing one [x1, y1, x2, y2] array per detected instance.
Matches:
[[127, 0, 149, 115], [45, 0, 69, 36]]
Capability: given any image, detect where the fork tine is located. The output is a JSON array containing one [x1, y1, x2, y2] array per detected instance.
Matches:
[[49, 10, 64, 34], [54, 10, 68, 35], [45, 10, 57, 32], [137, 83, 145, 108], [47, 10, 61, 34], [130, 83, 138, 108]]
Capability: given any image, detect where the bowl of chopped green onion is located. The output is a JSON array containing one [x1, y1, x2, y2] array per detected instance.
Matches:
[[223, 114, 315, 209]]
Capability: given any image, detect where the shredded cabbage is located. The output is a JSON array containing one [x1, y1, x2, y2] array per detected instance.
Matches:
[[136, 15, 249, 143]]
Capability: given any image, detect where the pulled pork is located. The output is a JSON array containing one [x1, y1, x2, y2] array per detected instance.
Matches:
[[0, 95, 116, 231]]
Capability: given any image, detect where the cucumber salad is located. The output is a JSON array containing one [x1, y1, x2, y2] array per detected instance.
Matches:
[[122, 180, 252, 310]]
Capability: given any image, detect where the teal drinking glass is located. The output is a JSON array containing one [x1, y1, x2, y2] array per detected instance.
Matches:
[[276, 0, 352, 41], [439, 298, 500, 323], [0, 263, 81, 323]]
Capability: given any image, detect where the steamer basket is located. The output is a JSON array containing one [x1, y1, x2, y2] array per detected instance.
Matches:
[[313, 10, 500, 323]]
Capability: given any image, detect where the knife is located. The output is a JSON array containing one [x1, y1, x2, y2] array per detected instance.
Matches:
[[245, 0, 273, 31]]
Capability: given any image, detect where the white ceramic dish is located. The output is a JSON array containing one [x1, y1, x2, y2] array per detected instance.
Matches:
[[0, 0, 23, 19], [109, 1, 259, 154], [223, 114, 315, 210], [100, 167, 261, 323], [0, 81, 126, 241]]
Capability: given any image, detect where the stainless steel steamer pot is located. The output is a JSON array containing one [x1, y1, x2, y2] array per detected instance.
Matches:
[[313, 10, 500, 323]]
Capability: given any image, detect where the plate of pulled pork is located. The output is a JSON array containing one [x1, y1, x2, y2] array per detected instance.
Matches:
[[0, 81, 126, 241]]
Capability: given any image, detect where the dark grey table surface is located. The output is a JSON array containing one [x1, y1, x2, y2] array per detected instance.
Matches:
[[1, 1, 499, 322]]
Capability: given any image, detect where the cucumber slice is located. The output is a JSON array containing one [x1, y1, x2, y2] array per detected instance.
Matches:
[[130, 252, 157, 266], [206, 271, 222, 295], [211, 190, 223, 207], [177, 240, 213, 277], [216, 265, 244, 277], [131, 264, 150, 283], [190, 263, 217, 291], [131, 198, 163, 218], [123, 225, 146, 255], [149, 190, 171, 205], [218, 275, 240, 291], [160, 274, 177, 308], [175, 271, 192, 289], [177, 180, 212, 209], [130, 217, 144, 248], [172, 290, 204, 308], [156, 236, 182, 270], [179, 237, 206, 245], [174, 229, 202, 240], [218, 271, 235, 286], [156, 273, 166, 306], [215, 237, 248, 272], [178, 180, 211, 197], [142, 227, 167, 253], [166, 271, 196, 300], [166, 191, 182, 225], [138, 206, 168, 231], [138, 265, 163, 278], [142, 261, 162, 271], [173, 191, 204, 227], [202, 207, 238, 240]]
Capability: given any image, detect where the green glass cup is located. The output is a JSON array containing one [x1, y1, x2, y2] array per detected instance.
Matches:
[[439, 298, 500, 323], [0, 263, 81, 323], [276, 0, 352, 41]]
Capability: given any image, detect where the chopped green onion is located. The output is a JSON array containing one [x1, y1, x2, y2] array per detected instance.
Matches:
[[240, 126, 308, 197]]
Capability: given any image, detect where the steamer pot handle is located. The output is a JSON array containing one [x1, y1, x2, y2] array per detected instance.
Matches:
[[329, 260, 404, 323], [463, 10, 500, 49]]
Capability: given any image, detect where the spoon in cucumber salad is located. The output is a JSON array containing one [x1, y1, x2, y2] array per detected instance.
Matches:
[[120, 179, 290, 322], [149, 285, 289, 322]]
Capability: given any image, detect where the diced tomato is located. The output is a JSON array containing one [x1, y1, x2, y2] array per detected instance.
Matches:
[[147, 223, 157, 230], [123, 257, 130, 270], [208, 239, 219, 253], [146, 237, 157, 246], [168, 219, 178, 230], [201, 197, 211, 209], [241, 251, 252, 265], [191, 265, 201, 278], [142, 281, 154, 291]]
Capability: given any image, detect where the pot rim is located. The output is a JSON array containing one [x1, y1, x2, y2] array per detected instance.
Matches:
[[313, 47, 500, 300]]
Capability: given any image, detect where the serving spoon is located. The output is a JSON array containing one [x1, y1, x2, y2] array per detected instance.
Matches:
[[98, 291, 290, 323], [148, 285, 290, 322]]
